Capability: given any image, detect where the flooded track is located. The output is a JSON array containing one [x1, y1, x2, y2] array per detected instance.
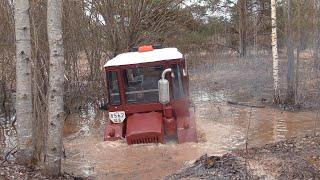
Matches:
[[1, 63, 319, 179], [0, 89, 318, 179], [61, 90, 319, 179]]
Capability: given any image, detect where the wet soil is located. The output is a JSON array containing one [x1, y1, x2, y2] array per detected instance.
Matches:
[[167, 135, 320, 179]]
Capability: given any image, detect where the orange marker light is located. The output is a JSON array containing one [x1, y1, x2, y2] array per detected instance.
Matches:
[[138, 45, 153, 52]]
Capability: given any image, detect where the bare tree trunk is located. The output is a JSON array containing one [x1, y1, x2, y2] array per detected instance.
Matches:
[[271, 0, 280, 104], [253, 0, 259, 56], [45, 0, 65, 176], [286, 0, 295, 104], [253, 14, 258, 56], [295, 0, 302, 104], [14, 0, 34, 164], [239, 0, 247, 58], [314, 0, 320, 68], [29, 0, 49, 163]]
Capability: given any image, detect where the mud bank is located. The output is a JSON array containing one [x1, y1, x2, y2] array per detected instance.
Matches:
[[167, 135, 320, 179], [0, 162, 74, 180]]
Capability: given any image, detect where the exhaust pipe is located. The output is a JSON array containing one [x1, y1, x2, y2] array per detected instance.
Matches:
[[158, 68, 172, 104]]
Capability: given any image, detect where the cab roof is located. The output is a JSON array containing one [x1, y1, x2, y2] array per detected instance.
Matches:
[[104, 48, 183, 67]]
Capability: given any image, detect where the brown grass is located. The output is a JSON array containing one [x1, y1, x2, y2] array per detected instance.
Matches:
[[187, 50, 320, 109]]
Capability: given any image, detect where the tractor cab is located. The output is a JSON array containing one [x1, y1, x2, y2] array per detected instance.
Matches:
[[103, 45, 197, 144]]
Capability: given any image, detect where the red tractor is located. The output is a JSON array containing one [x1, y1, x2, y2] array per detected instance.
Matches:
[[103, 45, 197, 144]]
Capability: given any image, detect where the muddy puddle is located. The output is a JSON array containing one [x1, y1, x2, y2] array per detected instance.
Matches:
[[60, 90, 319, 179]]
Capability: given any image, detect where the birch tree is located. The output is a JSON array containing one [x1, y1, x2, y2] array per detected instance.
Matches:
[[271, 0, 280, 103], [14, 0, 34, 164], [45, 0, 65, 175]]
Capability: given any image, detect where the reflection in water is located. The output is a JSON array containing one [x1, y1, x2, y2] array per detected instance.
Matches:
[[193, 90, 225, 103], [273, 112, 288, 142]]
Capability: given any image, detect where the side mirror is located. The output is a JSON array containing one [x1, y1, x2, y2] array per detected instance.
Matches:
[[158, 68, 172, 104]]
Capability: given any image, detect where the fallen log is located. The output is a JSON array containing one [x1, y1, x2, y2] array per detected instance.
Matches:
[[227, 101, 265, 108]]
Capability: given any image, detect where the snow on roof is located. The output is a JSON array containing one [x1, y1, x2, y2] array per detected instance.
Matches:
[[104, 48, 183, 67]]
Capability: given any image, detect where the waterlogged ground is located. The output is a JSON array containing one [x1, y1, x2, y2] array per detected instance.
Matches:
[[61, 58, 319, 179], [61, 92, 319, 179]]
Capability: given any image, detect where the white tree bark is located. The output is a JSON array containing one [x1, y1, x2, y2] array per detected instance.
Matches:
[[271, 0, 280, 103], [14, 0, 34, 164], [45, 0, 65, 176]]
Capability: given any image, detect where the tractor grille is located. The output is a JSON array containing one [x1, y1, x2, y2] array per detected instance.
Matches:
[[127, 135, 162, 145], [126, 112, 164, 145]]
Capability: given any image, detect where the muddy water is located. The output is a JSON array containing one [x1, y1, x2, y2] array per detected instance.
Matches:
[[62, 91, 319, 179]]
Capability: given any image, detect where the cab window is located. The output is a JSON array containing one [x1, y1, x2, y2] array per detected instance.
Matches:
[[123, 66, 164, 103], [108, 71, 120, 105]]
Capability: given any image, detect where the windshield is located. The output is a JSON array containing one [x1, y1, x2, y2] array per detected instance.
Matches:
[[123, 66, 163, 103]]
